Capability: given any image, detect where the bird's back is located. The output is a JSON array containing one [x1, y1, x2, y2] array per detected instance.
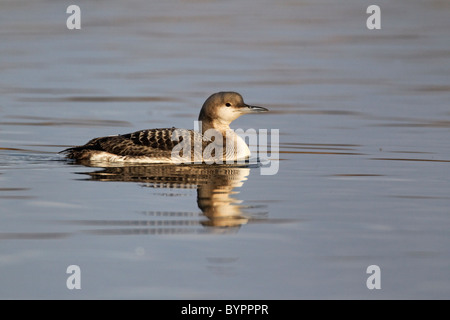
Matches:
[[61, 128, 207, 162]]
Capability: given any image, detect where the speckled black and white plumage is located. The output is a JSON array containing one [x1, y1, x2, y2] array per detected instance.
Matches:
[[60, 92, 268, 163], [61, 128, 208, 162]]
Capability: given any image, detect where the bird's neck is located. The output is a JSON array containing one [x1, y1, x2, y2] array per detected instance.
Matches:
[[199, 118, 231, 135]]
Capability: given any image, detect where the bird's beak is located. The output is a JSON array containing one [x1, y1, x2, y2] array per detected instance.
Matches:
[[239, 104, 269, 113]]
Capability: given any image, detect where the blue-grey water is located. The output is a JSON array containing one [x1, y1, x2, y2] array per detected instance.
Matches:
[[1, 0, 449, 299]]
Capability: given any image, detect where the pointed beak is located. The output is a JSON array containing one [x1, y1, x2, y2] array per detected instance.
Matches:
[[239, 104, 269, 113]]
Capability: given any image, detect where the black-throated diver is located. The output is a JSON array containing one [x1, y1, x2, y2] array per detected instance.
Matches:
[[60, 92, 268, 163]]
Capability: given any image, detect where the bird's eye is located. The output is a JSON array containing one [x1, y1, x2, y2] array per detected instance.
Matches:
[[225, 103, 231, 107]]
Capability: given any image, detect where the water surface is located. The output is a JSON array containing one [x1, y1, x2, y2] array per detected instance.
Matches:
[[1, 0, 450, 299]]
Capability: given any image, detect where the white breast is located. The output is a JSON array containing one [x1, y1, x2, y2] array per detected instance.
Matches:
[[224, 130, 251, 161]]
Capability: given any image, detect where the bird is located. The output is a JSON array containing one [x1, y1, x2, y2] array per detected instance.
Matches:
[[60, 92, 268, 164]]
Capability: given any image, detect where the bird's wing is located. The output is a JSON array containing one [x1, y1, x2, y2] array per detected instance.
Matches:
[[120, 128, 183, 153], [62, 128, 206, 157]]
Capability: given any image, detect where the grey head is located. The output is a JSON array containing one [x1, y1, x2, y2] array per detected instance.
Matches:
[[198, 92, 268, 130]]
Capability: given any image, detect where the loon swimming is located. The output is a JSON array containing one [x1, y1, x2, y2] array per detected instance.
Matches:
[[61, 92, 268, 163]]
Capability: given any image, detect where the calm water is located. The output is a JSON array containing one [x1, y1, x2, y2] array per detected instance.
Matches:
[[1, 0, 450, 299]]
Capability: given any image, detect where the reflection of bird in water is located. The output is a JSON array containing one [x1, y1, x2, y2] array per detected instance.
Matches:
[[61, 92, 268, 163], [74, 163, 268, 233]]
